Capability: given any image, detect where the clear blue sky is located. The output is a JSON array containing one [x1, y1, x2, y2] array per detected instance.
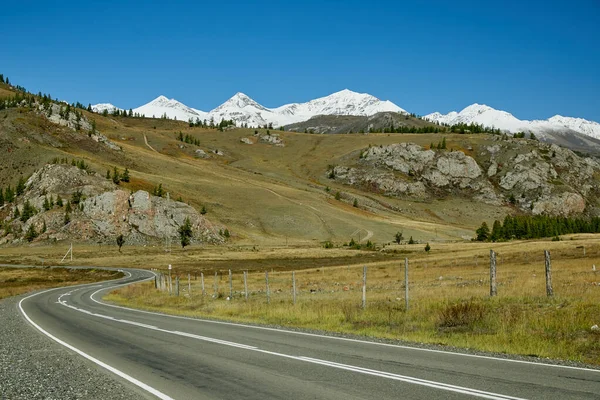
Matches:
[[3, 0, 599, 121]]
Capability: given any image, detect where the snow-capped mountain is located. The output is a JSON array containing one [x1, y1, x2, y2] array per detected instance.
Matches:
[[423, 104, 600, 139], [92, 89, 405, 128], [133, 96, 207, 121], [272, 89, 406, 121], [91, 103, 122, 113]]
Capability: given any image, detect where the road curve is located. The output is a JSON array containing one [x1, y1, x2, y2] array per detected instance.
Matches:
[[19, 268, 600, 400]]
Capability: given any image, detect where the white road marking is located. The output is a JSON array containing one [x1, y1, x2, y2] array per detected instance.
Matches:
[[18, 277, 173, 400], [90, 276, 600, 374], [59, 295, 527, 400]]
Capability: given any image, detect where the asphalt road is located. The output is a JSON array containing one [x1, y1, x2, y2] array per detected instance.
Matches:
[[18, 268, 600, 400]]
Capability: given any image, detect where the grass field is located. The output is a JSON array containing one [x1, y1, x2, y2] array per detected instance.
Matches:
[[99, 235, 600, 365], [0, 267, 124, 300]]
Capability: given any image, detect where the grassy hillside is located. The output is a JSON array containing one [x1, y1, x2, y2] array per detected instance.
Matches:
[[0, 83, 511, 246]]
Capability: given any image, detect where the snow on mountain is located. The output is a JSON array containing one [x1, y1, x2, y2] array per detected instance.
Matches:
[[92, 89, 405, 128], [548, 115, 600, 140], [423, 104, 600, 139], [133, 95, 207, 122], [272, 89, 406, 122], [205, 92, 287, 127], [91, 103, 122, 113]]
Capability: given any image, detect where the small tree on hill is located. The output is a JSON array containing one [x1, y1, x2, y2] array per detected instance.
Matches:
[[25, 224, 37, 242], [178, 217, 193, 248], [121, 168, 130, 183], [16, 176, 26, 196], [201, 205, 207, 215], [394, 231, 403, 244], [353, 198, 358, 207], [408, 236, 415, 244], [56, 195, 63, 207], [424, 243, 431, 252], [116, 234, 125, 252], [112, 167, 120, 185], [476, 222, 490, 242]]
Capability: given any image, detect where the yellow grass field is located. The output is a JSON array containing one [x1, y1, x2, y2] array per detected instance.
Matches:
[[100, 235, 600, 365]]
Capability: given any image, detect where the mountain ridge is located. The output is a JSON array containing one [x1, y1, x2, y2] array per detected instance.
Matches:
[[92, 92, 600, 140]]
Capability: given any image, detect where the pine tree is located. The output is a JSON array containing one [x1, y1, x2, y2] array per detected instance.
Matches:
[[21, 200, 35, 222], [201, 205, 207, 215], [16, 176, 26, 196], [441, 137, 447, 149], [106, 169, 111, 179], [25, 224, 37, 242], [408, 236, 415, 244], [112, 167, 120, 184], [116, 234, 125, 252], [121, 168, 130, 182], [43, 196, 50, 211], [56, 195, 63, 207], [475, 222, 490, 241], [4, 186, 14, 203], [424, 243, 431, 252], [394, 231, 403, 244], [178, 217, 193, 248], [64, 212, 70, 225]]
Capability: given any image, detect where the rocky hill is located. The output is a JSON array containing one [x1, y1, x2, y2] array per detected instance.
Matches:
[[0, 164, 225, 245], [284, 112, 435, 134], [328, 137, 600, 217]]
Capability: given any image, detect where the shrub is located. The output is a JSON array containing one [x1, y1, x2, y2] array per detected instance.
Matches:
[[438, 300, 486, 328]]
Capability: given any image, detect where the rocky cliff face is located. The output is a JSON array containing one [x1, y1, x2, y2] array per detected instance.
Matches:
[[329, 138, 600, 216], [1, 165, 225, 245]]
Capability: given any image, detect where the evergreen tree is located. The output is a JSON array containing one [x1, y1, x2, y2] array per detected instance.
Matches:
[[20, 200, 35, 222], [4, 186, 14, 203], [441, 137, 447, 149], [112, 167, 120, 184], [201, 205, 207, 215], [49, 195, 55, 207], [41, 220, 47, 233], [353, 198, 358, 207], [475, 222, 490, 241], [394, 231, 403, 244], [490, 220, 502, 242], [25, 224, 37, 242], [16, 176, 26, 196], [424, 243, 431, 252], [178, 217, 193, 248], [116, 234, 125, 252], [64, 212, 70, 225], [43, 196, 51, 211], [408, 236, 415, 244], [56, 195, 63, 207], [121, 168, 130, 183], [106, 169, 111, 179]]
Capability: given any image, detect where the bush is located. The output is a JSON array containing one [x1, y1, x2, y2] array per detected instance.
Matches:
[[438, 300, 486, 328], [424, 243, 431, 252], [323, 241, 334, 249]]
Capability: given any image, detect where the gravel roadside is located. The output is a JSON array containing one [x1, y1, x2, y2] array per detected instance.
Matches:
[[0, 294, 149, 400]]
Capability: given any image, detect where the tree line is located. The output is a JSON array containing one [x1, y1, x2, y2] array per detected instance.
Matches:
[[475, 214, 600, 242]]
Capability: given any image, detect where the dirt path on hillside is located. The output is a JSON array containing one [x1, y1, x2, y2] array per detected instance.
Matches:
[[143, 134, 158, 153]]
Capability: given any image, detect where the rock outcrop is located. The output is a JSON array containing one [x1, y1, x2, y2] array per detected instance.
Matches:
[[329, 140, 600, 216], [1, 164, 225, 245]]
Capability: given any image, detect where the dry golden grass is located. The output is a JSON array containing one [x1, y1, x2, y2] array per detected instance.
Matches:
[[0, 267, 124, 299], [102, 235, 600, 365]]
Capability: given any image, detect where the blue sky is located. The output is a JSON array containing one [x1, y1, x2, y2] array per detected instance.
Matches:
[[3, 0, 599, 121]]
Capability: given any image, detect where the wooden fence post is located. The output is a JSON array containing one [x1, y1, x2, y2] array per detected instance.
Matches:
[[545, 250, 553, 297], [244, 271, 248, 301], [490, 250, 497, 297], [266, 271, 270, 304], [362, 266, 367, 309], [292, 271, 297, 305], [229, 269, 233, 299], [154, 274, 158, 289], [214, 271, 218, 297], [201, 272, 205, 296], [169, 275, 173, 295], [404, 258, 409, 311], [175, 276, 180, 297]]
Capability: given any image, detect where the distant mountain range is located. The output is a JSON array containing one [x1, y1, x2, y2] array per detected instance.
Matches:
[[92, 89, 405, 128], [423, 104, 600, 140], [92, 91, 600, 141]]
